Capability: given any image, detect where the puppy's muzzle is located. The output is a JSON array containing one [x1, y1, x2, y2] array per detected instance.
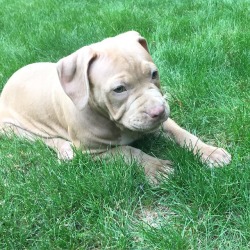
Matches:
[[146, 104, 165, 119]]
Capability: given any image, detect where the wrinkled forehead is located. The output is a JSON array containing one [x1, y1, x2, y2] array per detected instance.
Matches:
[[94, 35, 154, 63], [90, 42, 156, 82]]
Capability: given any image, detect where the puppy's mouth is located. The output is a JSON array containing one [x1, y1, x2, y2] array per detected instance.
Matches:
[[114, 97, 170, 133], [127, 112, 169, 133], [130, 123, 162, 133]]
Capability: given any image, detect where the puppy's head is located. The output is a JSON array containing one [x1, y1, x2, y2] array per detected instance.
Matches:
[[57, 31, 170, 133]]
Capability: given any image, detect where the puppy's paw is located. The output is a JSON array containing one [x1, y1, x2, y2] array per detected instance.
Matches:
[[200, 144, 231, 167], [144, 158, 174, 184], [58, 141, 74, 160]]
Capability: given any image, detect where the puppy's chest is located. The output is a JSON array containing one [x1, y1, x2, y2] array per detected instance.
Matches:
[[85, 124, 140, 147], [118, 132, 142, 145], [83, 130, 141, 152]]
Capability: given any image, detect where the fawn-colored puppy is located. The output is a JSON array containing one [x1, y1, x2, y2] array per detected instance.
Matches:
[[0, 31, 231, 182]]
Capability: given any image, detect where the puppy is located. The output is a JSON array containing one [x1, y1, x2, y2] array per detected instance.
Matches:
[[0, 31, 231, 181]]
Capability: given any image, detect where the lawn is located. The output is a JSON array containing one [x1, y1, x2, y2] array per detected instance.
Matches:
[[0, 0, 249, 249]]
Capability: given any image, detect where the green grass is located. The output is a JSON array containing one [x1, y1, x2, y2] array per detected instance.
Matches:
[[0, 0, 249, 249]]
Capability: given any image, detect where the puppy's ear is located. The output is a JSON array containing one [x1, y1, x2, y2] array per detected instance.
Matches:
[[138, 36, 149, 53], [121, 31, 149, 53], [57, 47, 96, 110]]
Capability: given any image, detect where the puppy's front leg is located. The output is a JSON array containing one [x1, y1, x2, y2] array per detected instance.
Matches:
[[99, 146, 173, 183], [163, 118, 231, 167]]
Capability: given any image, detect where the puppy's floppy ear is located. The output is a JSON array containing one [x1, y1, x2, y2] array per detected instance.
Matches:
[[137, 36, 149, 53], [121, 31, 149, 53], [57, 47, 96, 110]]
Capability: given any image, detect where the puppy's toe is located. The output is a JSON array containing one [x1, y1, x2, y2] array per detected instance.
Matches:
[[201, 146, 231, 167], [145, 159, 174, 184], [58, 142, 74, 160], [158, 159, 174, 174]]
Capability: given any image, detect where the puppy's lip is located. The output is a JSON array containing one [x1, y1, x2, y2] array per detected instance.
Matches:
[[130, 124, 161, 133], [161, 114, 169, 122], [129, 115, 169, 132]]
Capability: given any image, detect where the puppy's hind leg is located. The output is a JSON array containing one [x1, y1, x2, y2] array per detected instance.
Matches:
[[0, 113, 74, 160], [44, 138, 74, 160]]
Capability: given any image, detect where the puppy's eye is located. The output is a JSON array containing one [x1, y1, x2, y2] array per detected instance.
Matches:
[[113, 86, 127, 93], [151, 70, 158, 79]]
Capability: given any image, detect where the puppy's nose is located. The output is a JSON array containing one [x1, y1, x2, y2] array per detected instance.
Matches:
[[147, 105, 165, 118]]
